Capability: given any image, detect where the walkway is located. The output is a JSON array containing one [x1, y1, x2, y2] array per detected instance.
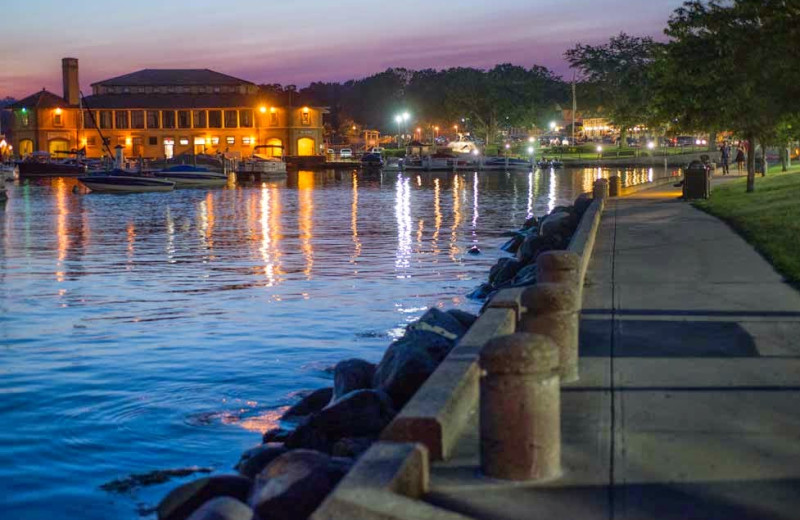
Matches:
[[424, 180, 800, 519]]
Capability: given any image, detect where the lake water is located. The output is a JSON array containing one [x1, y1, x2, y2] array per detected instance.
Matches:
[[0, 166, 671, 519]]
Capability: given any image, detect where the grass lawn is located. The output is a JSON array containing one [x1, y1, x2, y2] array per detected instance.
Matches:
[[694, 164, 800, 284]]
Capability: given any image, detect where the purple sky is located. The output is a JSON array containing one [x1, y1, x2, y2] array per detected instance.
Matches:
[[1, 0, 684, 98]]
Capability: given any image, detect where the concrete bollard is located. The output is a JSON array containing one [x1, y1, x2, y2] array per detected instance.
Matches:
[[537, 251, 580, 286], [609, 175, 622, 197], [480, 332, 561, 481], [519, 283, 580, 383], [593, 178, 609, 199]]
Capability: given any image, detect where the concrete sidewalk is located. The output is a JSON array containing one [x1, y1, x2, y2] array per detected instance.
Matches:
[[424, 182, 800, 519]]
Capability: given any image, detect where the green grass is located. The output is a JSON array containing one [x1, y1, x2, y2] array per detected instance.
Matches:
[[694, 164, 800, 284]]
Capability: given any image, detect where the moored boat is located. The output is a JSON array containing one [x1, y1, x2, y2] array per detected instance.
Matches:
[[481, 157, 534, 171], [1, 163, 18, 181], [17, 152, 87, 177], [360, 152, 384, 168], [78, 170, 175, 193], [153, 165, 228, 188], [237, 145, 287, 176]]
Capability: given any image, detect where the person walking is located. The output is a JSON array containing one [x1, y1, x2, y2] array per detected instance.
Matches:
[[720, 142, 730, 175], [735, 145, 745, 173]]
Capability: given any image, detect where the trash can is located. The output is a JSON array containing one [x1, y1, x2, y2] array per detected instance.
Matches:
[[683, 160, 711, 199]]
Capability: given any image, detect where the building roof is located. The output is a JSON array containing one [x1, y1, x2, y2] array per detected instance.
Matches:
[[81, 93, 263, 109], [92, 69, 255, 87], [8, 89, 72, 110]]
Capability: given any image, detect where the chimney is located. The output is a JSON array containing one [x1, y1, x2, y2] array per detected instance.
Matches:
[[62, 58, 79, 106]]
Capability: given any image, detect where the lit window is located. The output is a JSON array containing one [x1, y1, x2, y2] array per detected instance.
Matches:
[[242, 137, 253, 145], [179, 137, 189, 146], [21, 113, 29, 126], [53, 110, 63, 126], [270, 110, 278, 126], [226, 136, 235, 145], [301, 109, 310, 125], [194, 137, 206, 145], [211, 137, 219, 145]]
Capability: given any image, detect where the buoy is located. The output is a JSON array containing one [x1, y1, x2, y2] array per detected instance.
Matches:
[[468, 245, 481, 255]]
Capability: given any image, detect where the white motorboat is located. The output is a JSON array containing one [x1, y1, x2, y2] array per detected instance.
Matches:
[[237, 145, 287, 176], [78, 169, 175, 193], [153, 165, 228, 188], [1, 163, 18, 181]]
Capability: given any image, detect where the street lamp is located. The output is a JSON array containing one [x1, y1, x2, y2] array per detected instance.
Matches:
[[549, 121, 557, 131], [395, 115, 403, 146]]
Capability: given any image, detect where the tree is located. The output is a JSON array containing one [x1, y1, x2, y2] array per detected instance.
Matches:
[[655, 0, 800, 192], [565, 33, 657, 147]]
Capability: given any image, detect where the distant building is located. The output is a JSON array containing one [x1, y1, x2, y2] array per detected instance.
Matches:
[[583, 117, 614, 139], [6, 58, 326, 159]]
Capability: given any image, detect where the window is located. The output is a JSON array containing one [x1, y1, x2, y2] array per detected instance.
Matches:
[[82, 110, 95, 128], [178, 110, 191, 129], [226, 136, 235, 145], [179, 137, 189, 146], [211, 136, 219, 145], [99, 110, 113, 129], [192, 110, 207, 128], [208, 110, 222, 128], [239, 109, 254, 128], [146, 110, 160, 129], [115, 111, 129, 129], [148, 136, 158, 146], [131, 110, 145, 129], [132, 137, 143, 147], [270, 112, 278, 126], [242, 137, 253, 145], [301, 110, 310, 125], [87, 137, 97, 146], [53, 112, 63, 126], [162, 111, 176, 129], [224, 110, 238, 128], [20, 112, 29, 127]]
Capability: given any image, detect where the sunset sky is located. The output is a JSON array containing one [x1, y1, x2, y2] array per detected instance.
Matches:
[[1, 0, 684, 98]]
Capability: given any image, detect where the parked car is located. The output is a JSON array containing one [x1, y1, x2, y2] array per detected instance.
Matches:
[[340, 148, 353, 158]]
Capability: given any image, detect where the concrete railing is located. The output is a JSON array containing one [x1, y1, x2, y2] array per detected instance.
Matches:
[[609, 173, 681, 198]]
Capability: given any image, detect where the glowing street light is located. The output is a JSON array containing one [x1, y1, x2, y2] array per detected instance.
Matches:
[[504, 143, 511, 150], [528, 136, 535, 143], [647, 141, 655, 150], [597, 145, 603, 153], [402, 112, 410, 122], [549, 121, 557, 131], [527, 146, 534, 155], [259, 106, 267, 113]]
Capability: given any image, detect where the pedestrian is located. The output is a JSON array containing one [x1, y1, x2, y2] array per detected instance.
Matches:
[[735, 145, 745, 173], [719, 142, 730, 175]]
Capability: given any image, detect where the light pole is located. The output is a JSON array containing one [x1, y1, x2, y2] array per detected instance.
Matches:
[[395, 115, 402, 147], [402, 112, 410, 142]]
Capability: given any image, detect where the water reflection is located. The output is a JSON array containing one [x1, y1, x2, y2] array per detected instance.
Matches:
[[55, 178, 68, 282], [351, 173, 361, 265], [395, 174, 412, 275], [298, 171, 314, 279], [450, 175, 462, 260]]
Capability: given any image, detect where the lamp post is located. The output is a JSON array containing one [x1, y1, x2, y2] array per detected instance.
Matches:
[[395, 115, 403, 147]]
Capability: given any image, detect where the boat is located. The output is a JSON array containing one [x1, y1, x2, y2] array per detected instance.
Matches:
[[481, 157, 534, 171], [153, 165, 228, 188], [1, 163, 19, 181], [383, 158, 404, 171], [404, 152, 459, 171], [537, 159, 563, 169], [78, 169, 175, 193], [360, 153, 384, 168], [237, 145, 287, 176], [17, 151, 87, 177]]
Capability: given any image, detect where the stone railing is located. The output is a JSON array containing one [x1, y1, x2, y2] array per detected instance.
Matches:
[[313, 180, 609, 518]]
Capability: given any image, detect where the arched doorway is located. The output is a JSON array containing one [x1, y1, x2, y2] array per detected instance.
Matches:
[[48, 138, 70, 155], [19, 139, 34, 157], [296, 137, 315, 156], [266, 138, 283, 157]]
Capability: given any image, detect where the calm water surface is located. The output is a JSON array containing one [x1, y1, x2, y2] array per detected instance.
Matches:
[[0, 166, 670, 518]]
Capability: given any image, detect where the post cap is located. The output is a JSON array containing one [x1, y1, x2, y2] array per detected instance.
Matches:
[[521, 282, 579, 313], [481, 333, 560, 374]]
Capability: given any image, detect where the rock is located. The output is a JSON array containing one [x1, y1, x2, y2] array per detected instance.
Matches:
[[235, 444, 288, 479], [446, 309, 478, 329], [574, 193, 592, 217], [522, 216, 538, 230], [281, 388, 333, 420], [500, 233, 526, 254], [511, 263, 538, 287], [539, 211, 577, 239], [157, 475, 252, 520], [331, 436, 375, 459], [286, 390, 396, 451], [262, 428, 292, 444], [332, 359, 376, 402], [185, 497, 253, 520], [373, 333, 446, 408], [488, 258, 523, 287], [516, 234, 562, 265], [250, 450, 351, 520], [407, 307, 467, 341], [467, 245, 481, 255], [467, 282, 494, 301]]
